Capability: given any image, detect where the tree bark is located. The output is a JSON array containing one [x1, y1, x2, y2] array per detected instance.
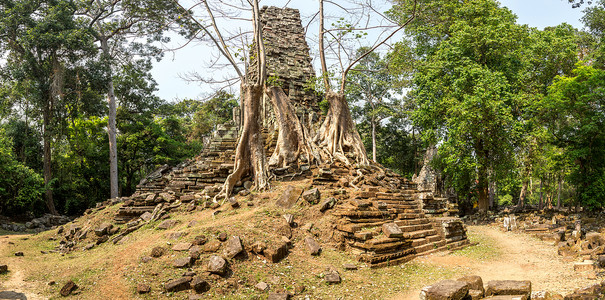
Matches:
[[221, 84, 267, 197], [477, 167, 489, 213], [517, 179, 528, 208], [488, 180, 496, 209], [557, 177, 562, 209], [42, 102, 57, 215], [539, 178, 543, 210], [99, 37, 119, 200], [371, 111, 377, 163], [314, 91, 369, 165], [265, 86, 316, 167]]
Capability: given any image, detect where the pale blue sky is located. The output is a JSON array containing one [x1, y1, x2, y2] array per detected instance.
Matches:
[[150, 0, 589, 101]]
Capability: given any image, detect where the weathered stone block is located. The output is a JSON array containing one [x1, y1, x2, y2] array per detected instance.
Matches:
[[224, 236, 243, 258], [276, 186, 303, 208], [304, 236, 321, 256], [485, 280, 531, 300], [264, 242, 288, 263], [420, 280, 469, 300], [164, 277, 191, 292], [574, 260, 596, 272], [382, 223, 403, 238], [302, 188, 320, 204], [208, 255, 227, 275], [457, 275, 484, 295]]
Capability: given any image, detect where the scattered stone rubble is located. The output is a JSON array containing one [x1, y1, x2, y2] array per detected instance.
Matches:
[[421, 276, 605, 300], [0, 214, 71, 233]]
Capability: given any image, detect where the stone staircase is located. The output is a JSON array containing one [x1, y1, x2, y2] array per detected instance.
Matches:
[[333, 185, 469, 268], [114, 123, 239, 223]]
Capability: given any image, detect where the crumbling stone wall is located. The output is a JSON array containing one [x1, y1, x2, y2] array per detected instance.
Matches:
[[249, 6, 320, 113]]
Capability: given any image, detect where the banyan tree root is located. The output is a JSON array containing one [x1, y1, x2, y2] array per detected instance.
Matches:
[[314, 91, 369, 166], [216, 83, 268, 200], [265, 86, 320, 168]]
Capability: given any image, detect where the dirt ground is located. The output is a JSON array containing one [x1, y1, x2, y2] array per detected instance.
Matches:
[[394, 225, 597, 299], [0, 235, 47, 300], [0, 224, 598, 299]]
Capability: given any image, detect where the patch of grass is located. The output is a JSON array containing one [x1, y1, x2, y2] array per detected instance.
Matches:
[[451, 228, 502, 261]]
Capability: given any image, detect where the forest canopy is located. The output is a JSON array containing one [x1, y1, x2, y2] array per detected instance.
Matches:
[[0, 0, 604, 216]]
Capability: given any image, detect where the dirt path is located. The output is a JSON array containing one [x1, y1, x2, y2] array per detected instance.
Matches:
[[0, 235, 47, 300], [395, 225, 596, 299]]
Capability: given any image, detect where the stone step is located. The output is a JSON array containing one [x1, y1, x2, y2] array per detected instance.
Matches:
[[404, 229, 437, 239], [361, 248, 415, 266], [395, 219, 431, 226], [398, 223, 433, 233]]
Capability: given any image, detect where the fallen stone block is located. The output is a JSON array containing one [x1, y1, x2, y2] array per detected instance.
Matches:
[[173, 257, 193, 268], [485, 280, 531, 300], [224, 236, 244, 259], [574, 260, 596, 272], [172, 242, 193, 251], [324, 271, 341, 284], [60, 280, 78, 297], [208, 255, 227, 275], [264, 242, 288, 263], [190, 277, 210, 293], [276, 186, 303, 208], [137, 283, 151, 294], [302, 188, 320, 204], [457, 275, 484, 295], [382, 222, 403, 238], [420, 279, 469, 300], [164, 277, 191, 292], [304, 236, 321, 256]]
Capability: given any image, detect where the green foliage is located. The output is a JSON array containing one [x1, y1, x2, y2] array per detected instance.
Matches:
[[543, 64, 605, 209], [347, 47, 418, 177], [409, 0, 527, 203], [0, 129, 45, 216], [162, 91, 238, 142], [53, 117, 109, 215], [498, 194, 513, 206]]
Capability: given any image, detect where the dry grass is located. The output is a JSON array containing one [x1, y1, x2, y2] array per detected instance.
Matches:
[[0, 183, 492, 299]]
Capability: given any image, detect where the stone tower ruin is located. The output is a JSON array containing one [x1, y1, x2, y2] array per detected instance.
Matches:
[[115, 7, 469, 268]]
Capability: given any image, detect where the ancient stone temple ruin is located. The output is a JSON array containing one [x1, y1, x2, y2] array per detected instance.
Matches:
[[414, 146, 461, 218], [115, 6, 469, 268]]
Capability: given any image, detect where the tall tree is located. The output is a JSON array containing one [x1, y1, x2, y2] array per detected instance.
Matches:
[[314, 0, 418, 165], [0, 0, 96, 214], [347, 48, 395, 162], [408, 0, 530, 212], [78, 0, 183, 199]]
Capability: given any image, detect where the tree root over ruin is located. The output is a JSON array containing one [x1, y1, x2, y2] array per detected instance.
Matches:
[[314, 91, 369, 166], [216, 84, 268, 200], [265, 86, 320, 168]]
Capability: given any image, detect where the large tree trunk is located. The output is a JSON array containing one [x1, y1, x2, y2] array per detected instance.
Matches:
[[314, 91, 368, 165], [100, 37, 119, 199], [106, 79, 119, 199], [488, 180, 496, 209], [265, 86, 316, 167], [220, 84, 267, 198], [557, 177, 562, 209], [371, 114, 377, 163], [477, 169, 489, 213], [539, 178, 543, 210], [518, 179, 528, 208], [42, 104, 57, 215]]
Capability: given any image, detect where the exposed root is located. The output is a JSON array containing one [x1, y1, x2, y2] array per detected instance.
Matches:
[[314, 91, 369, 165], [216, 83, 268, 200], [265, 86, 320, 168]]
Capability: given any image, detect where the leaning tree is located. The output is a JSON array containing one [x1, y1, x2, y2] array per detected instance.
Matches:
[[171, 0, 269, 197], [313, 0, 418, 166]]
